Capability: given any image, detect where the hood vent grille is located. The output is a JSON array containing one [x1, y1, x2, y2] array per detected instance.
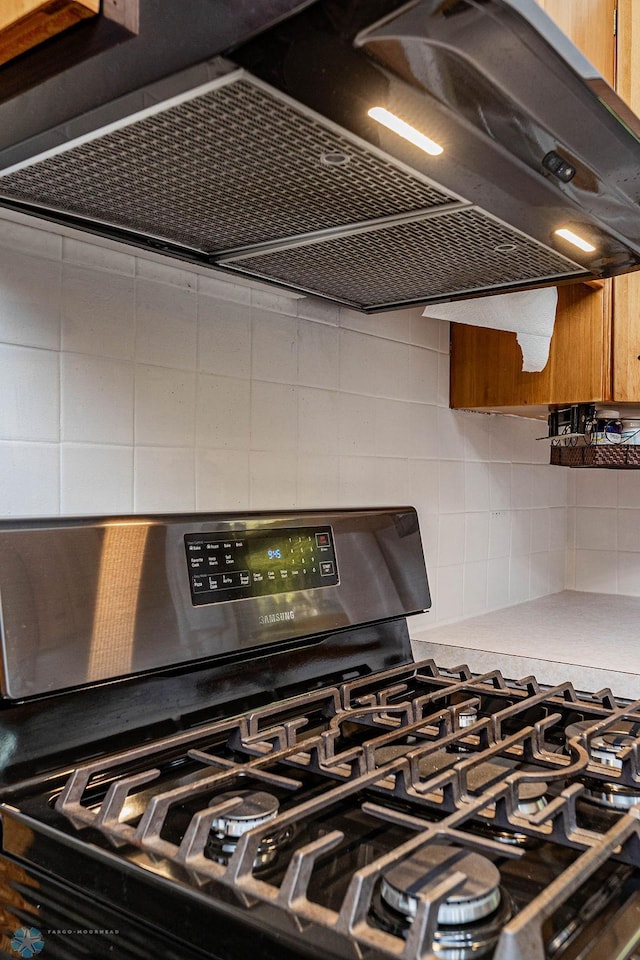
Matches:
[[224, 208, 581, 306], [0, 71, 586, 308]]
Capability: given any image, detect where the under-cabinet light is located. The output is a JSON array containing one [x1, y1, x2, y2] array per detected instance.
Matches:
[[368, 107, 443, 156], [554, 227, 596, 252]]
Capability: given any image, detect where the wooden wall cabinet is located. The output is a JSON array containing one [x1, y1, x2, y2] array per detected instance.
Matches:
[[450, 0, 640, 417]]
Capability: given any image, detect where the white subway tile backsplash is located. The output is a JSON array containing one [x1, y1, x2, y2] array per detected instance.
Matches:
[[298, 388, 338, 456], [297, 297, 339, 326], [251, 287, 299, 316], [576, 506, 617, 551], [509, 555, 531, 603], [297, 454, 339, 507], [618, 472, 640, 508], [465, 461, 491, 512], [62, 265, 135, 359], [436, 407, 465, 460], [0, 220, 61, 260], [0, 251, 61, 350], [338, 393, 376, 457], [0, 441, 59, 515], [549, 507, 567, 551], [510, 509, 532, 557], [435, 564, 464, 622], [530, 509, 550, 554], [251, 312, 298, 383], [487, 556, 510, 609], [135, 365, 196, 447], [196, 448, 250, 511], [61, 443, 133, 514], [298, 319, 339, 389], [408, 404, 439, 460], [438, 513, 465, 567], [410, 312, 441, 351], [529, 552, 551, 598], [408, 459, 439, 512], [196, 373, 250, 450], [407, 346, 439, 404], [135, 258, 197, 289], [339, 305, 412, 343], [574, 549, 618, 593], [63, 238, 135, 275], [135, 279, 197, 370], [438, 460, 465, 514], [134, 447, 195, 512], [489, 510, 511, 559], [616, 551, 640, 596], [197, 273, 251, 305], [375, 398, 412, 459], [511, 463, 533, 509], [463, 413, 491, 462], [0, 345, 59, 441], [617, 508, 640, 552], [339, 329, 408, 399], [489, 462, 511, 511], [465, 512, 490, 562], [62, 354, 133, 444], [437, 353, 450, 408], [198, 297, 252, 379], [249, 451, 298, 508], [463, 560, 488, 617], [0, 222, 576, 621], [251, 381, 298, 453], [575, 469, 618, 509], [371, 457, 409, 505]]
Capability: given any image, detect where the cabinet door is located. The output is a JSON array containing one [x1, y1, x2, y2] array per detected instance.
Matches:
[[612, 0, 640, 401], [450, 0, 617, 412]]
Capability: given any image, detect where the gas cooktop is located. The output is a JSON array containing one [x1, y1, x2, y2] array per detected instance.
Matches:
[[0, 510, 638, 960]]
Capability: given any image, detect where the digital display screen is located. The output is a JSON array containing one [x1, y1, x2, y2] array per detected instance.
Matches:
[[185, 525, 338, 605]]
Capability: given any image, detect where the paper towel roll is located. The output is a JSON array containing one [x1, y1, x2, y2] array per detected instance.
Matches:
[[422, 286, 558, 372]]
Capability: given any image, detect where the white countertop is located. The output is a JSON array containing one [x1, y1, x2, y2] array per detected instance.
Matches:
[[410, 590, 640, 701]]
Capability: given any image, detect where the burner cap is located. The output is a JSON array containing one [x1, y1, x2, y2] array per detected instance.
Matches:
[[516, 777, 548, 817], [458, 708, 478, 728], [381, 845, 501, 925], [210, 790, 279, 838], [566, 720, 638, 769]]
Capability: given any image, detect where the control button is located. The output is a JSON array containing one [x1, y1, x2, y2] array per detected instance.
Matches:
[[192, 575, 208, 593], [239, 572, 250, 586], [206, 542, 221, 551], [291, 568, 300, 577], [187, 541, 204, 553], [208, 575, 220, 590], [224, 553, 234, 566], [267, 570, 276, 580], [253, 572, 263, 582], [207, 555, 219, 568], [189, 555, 206, 570], [315, 532, 330, 547], [221, 574, 235, 587], [223, 542, 233, 550], [320, 561, 335, 576], [235, 540, 244, 549], [280, 570, 288, 578]]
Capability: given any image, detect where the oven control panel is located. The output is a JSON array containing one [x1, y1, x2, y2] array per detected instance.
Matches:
[[185, 525, 339, 605]]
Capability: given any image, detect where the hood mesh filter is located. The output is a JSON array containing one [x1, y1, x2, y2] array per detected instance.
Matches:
[[227, 208, 582, 307], [0, 77, 454, 251]]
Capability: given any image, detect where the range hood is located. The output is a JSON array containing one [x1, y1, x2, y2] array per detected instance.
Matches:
[[0, 0, 639, 311]]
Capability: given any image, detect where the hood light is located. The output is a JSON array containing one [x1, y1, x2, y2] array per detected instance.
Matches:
[[554, 228, 596, 253], [368, 107, 443, 156]]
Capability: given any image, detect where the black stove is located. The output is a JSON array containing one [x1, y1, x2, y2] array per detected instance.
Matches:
[[0, 509, 639, 960]]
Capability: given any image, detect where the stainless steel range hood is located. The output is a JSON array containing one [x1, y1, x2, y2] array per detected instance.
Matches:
[[0, 0, 639, 311]]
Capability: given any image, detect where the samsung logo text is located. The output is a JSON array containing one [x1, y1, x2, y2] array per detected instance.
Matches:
[[259, 611, 295, 624]]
